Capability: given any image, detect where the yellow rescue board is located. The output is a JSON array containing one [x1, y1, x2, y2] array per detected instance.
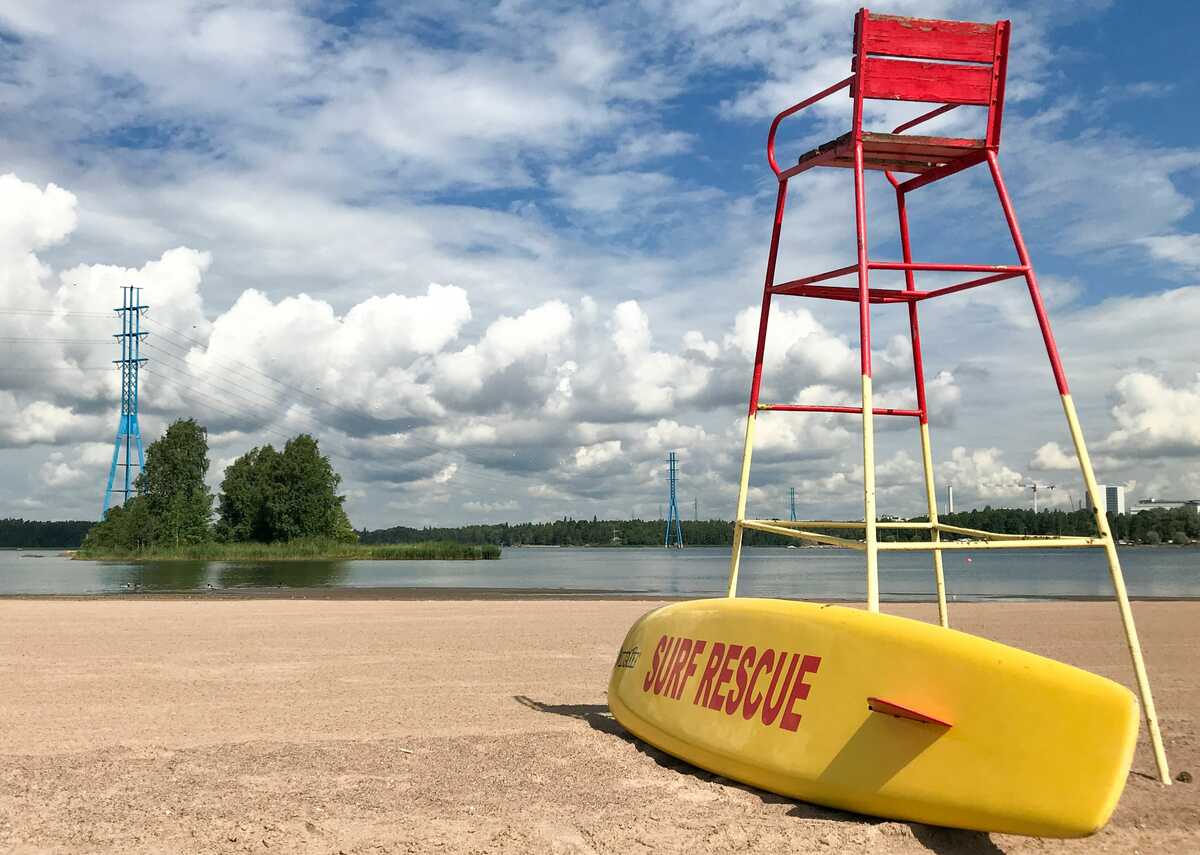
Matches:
[[608, 598, 1138, 837]]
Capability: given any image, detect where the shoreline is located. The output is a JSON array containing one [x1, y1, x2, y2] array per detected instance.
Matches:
[[2, 586, 1198, 602]]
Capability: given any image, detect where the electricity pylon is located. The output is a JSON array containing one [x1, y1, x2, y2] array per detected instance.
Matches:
[[788, 486, 798, 521], [102, 286, 148, 517], [663, 451, 683, 548]]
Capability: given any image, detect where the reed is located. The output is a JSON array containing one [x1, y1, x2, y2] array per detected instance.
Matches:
[[76, 539, 501, 562]]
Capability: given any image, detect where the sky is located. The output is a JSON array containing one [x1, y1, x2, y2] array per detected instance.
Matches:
[[0, 0, 1198, 529]]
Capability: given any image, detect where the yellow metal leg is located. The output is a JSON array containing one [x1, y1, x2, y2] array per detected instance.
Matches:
[[1062, 393, 1171, 785], [861, 375, 879, 612], [727, 413, 758, 598], [918, 422, 948, 628]]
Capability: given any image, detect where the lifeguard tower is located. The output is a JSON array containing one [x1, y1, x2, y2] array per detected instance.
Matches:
[[725, 9, 1170, 785]]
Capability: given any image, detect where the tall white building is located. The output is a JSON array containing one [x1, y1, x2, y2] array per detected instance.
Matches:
[[1087, 484, 1126, 516]]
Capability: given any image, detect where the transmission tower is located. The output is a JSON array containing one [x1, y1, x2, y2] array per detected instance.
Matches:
[[788, 486, 798, 521], [102, 286, 148, 517], [663, 451, 683, 548]]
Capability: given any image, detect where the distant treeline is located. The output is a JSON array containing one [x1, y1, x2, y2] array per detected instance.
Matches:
[[0, 518, 94, 548], [361, 506, 1199, 547], [8, 504, 1196, 552]]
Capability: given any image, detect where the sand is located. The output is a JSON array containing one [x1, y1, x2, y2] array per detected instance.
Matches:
[[0, 598, 1195, 854]]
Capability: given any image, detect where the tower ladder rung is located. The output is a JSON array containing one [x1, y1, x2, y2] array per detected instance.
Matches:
[[757, 404, 922, 418]]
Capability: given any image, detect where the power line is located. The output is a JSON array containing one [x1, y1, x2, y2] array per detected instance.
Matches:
[[0, 336, 111, 344], [0, 308, 112, 319], [140, 351, 526, 495], [141, 323, 534, 491], [141, 367, 312, 448], [0, 306, 552, 496]]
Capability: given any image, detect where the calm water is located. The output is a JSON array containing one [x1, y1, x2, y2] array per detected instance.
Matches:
[[0, 546, 1196, 599]]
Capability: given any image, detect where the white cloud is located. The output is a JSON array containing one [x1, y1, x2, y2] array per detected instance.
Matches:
[[1, 4, 1198, 527], [0, 394, 95, 448], [0, 173, 77, 255], [38, 452, 88, 488], [940, 446, 1025, 502], [1098, 373, 1200, 458], [573, 440, 623, 470], [1030, 441, 1077, 471], [1135, 234, 1200, 272], [462, 499, 519, 513]]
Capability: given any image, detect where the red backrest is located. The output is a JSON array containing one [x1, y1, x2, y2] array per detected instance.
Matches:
[[852, 9, 1011, 145]]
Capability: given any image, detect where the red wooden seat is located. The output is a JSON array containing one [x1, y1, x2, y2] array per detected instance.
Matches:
[[798, 131, 986, 174], [778, 10, 1010, 179]]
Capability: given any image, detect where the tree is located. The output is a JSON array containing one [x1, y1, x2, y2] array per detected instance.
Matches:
[[215, 446, 270, 542], [81, 496, 154, 552], [136, 418, 213, 545], [81, 418, 212, 552], [216, 434, 355, 542]]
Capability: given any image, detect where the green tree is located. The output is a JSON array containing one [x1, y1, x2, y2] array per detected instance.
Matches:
[[215, 446, 269, 542], [81, 496, 154, 552], [136, 418, 213, 545], [81, 418, 212, 551], [217, 434, 355, 542]]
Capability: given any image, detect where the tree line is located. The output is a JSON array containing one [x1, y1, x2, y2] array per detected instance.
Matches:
[[360, 506, 1199, 547], [0, 518, 94, 548], [82, 418, 355, 553]]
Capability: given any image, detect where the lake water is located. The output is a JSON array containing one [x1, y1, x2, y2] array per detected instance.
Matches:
[[0, 546, 1196, 599]]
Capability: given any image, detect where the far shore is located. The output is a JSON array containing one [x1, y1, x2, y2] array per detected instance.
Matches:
[[2, 588, 1197, 602], [72, 539, 500, 562]]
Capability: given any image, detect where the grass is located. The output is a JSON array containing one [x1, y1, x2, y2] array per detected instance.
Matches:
[[75, 538, 501, 562]]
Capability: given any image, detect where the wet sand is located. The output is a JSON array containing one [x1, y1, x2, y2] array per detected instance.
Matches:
[[0, 599, 1195, 854]]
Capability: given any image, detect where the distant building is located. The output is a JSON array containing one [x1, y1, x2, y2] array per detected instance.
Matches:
[[1087, 485, 1126, 516]]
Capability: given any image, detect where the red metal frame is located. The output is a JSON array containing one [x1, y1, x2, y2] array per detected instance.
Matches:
[[728, 5, 1172, 788], [749, 6, 1021, 423]]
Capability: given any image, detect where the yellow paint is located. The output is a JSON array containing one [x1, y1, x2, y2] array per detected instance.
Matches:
[[727, 412, 757, 597], [757, 520, 931, 529], [878, 537, 1101, 551], [1060, 393, 1171, 785], [861, 374, 878, 612], [917, 421, 948, 627], [935, 522, 1056, 540], [610, 598, 1138, 837], [741, 520, 867, 551]]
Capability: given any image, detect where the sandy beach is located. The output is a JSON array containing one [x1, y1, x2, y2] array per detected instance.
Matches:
[[0, 598, 1195, 854]]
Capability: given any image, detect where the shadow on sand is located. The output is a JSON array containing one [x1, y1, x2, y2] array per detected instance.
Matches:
[[514, 696, 1005, 855]]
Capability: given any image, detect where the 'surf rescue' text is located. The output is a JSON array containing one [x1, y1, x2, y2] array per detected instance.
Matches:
[[640, 634, 820, 732]]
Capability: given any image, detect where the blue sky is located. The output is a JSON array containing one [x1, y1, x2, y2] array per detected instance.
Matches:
[[0, 1, 1198, 527]]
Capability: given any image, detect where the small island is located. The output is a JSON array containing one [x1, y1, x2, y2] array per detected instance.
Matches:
[[81, 419, 498, 562]]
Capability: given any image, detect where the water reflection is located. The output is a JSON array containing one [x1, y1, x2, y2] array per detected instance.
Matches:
[[99, 561, 211, 592], [217, 561, 349, 589], [0, 546, 1197, 598]]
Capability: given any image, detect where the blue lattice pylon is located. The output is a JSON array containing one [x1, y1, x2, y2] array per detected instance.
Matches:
[[663, 451, 683, 548], [102, 286, 148, 517], [789, 486, 798, 521]]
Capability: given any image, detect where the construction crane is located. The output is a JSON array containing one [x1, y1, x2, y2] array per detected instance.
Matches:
[[1019, 481, 1056, 513]]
